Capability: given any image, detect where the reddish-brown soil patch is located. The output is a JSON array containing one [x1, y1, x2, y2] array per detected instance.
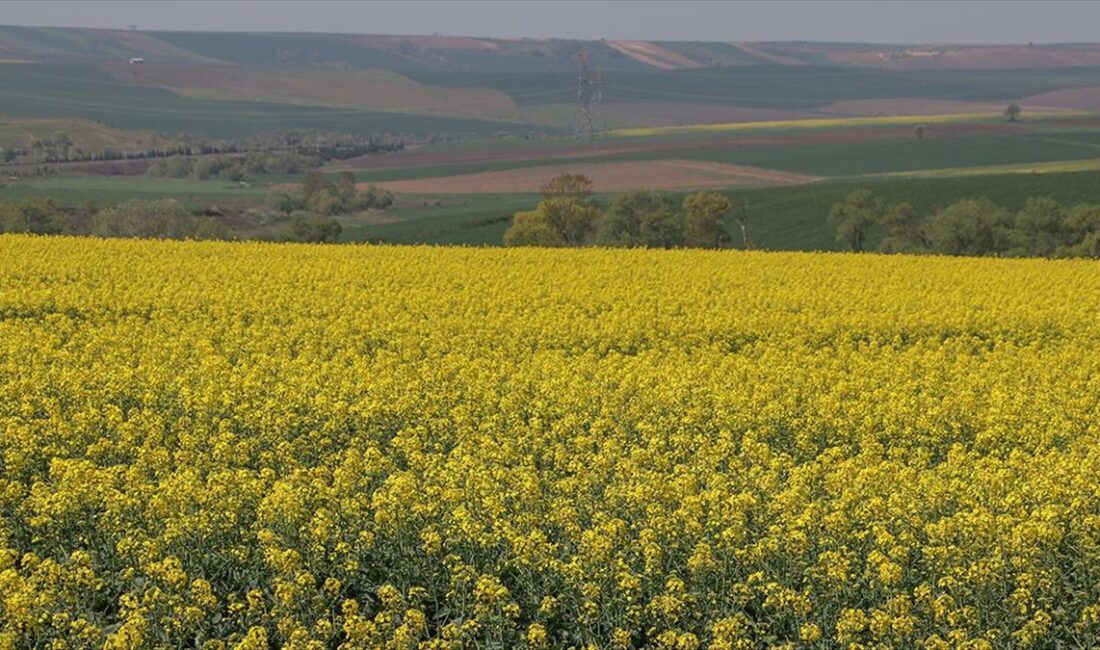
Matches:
[[1021, 86, 1100, 111], [370, 159, 818, 194]]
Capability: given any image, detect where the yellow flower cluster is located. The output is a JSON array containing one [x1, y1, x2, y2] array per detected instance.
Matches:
[[1, 234, 1100, 648]]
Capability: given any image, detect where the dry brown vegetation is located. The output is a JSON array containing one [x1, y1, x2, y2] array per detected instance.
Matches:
[[606, 41, 703, 70]]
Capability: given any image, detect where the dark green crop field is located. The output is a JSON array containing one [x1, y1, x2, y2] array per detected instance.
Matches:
[[408, 65, 1100, 109], [0, 63, 541, 138]]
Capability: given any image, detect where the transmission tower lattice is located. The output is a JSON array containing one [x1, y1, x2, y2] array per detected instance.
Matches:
[[572, 51, 605, 142]]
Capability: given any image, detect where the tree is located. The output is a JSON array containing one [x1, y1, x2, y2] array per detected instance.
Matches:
[[52, 132, 72, 161], [306, 187, 345, 215], [1004, 104, 1022, 122], [26, 135, 43, 164], [828, 189, 885, 252], [15, 198, 64, 235], [639, 207, 686, 249], [267, 187, 306, 216], [93, 198, 197, 239], [191, 217, 234, 241], [163, 156, 193, 178], [502, 197, 598, 247], [334, 171, 357, 204], [541, 197, 601, 246], [1066, 231, 1100, 258], [683, 191, 732, 249], [503, 209, 567, 247], [594, 191, 681, 247], [540, 173, 594, 201], [732, 203, 753, 249], [191, 157, 225, 180], [302, 171, 332, 198], [288, 215, 342, 243], [1064, 203, 1100, 238], [0, 198, 64, 235], [1011, 196, 1066, 256], [877, 202, 927, 253], [350, 185, 394, 211], [926, 197, 1010, 256]]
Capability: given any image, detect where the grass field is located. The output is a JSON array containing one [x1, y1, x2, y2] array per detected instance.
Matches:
[[0, 176, 269, 205]]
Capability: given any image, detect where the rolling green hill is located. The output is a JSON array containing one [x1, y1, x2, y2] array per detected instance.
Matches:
[[0, 62, 539, 138], [6, 24, 1100, 253]]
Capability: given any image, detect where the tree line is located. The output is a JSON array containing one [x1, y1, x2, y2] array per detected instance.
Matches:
[[0, 198, 231, 241], [268, 171, 393, 215], [1, 171, 396, 244], [147, 152, 324, 181], [503, 175, 741, 249], [1, 129, 403, 167], [829, 189, 1100, 258], [0, 196, 341, 244]]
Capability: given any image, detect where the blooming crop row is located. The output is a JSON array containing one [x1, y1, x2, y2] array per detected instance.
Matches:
[[1, 235, 1100, 648]]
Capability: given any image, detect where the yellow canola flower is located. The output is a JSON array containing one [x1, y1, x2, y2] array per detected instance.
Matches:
[[1, 234, 1100, 647], [611, 110, 1092, 137]]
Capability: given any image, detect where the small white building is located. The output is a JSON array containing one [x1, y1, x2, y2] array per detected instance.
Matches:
[[129, 57, 145, 64]]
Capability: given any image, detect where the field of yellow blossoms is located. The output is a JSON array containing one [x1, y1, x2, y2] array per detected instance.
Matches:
[[2, 234, 1100, 649]]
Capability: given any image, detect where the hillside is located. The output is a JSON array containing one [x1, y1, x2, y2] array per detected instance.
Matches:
[[6, 25, 1100, 71], [6, 24, 1100, 252], [6, 25, 1100, 140]]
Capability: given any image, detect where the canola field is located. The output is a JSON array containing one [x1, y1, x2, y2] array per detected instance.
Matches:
[[609, 112, 1087, 138], [3, 235, 1100, 649]]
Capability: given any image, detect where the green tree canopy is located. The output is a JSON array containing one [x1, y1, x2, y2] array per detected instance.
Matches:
[[828, 189, 886, 252], [288, 215, 342, 243], [540, 173, 594, 201], [503, 209, 568, 247], [594, 191, 682, 248], [683, 191, 732, 249], [1010, 196, 1067, 256], [926, 197, 1011, 256]]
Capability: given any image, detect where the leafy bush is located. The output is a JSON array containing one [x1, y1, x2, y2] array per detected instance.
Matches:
[[287, 215, 342, 243]]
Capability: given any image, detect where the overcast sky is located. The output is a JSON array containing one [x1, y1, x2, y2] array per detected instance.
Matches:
[[3, 1, 1099, 44]]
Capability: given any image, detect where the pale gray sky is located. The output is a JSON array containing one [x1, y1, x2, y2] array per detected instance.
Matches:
[[2, 1, 1099, 44]]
